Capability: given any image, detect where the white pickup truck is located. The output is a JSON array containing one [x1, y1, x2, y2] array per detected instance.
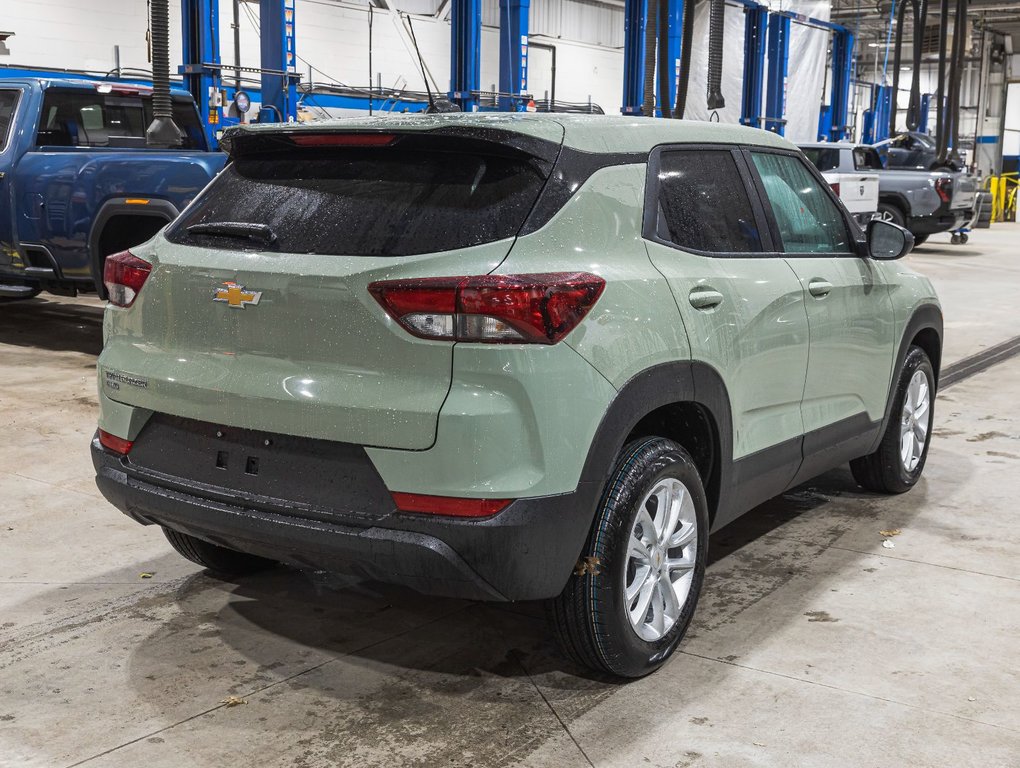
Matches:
[[799, 143, 879, 226]]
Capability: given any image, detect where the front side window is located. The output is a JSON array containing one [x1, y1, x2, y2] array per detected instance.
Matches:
[[0, 90, 19, 152], [655, 150, 763, 253], [751, 152, 850, 254]]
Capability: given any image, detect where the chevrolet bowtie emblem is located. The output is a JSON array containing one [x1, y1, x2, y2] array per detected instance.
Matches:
[[214, 281, 262, 309]]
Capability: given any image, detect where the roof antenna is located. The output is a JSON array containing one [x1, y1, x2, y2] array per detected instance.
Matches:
[[405, 14, 460, 113]]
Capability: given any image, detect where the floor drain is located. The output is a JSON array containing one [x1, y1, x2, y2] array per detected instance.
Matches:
[[939, 335, 1020, 389]]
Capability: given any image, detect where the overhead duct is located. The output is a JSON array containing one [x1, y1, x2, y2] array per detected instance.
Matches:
[[657, 0, 673, 117], [706, 0, 726, 110], [889, 0, 927, 136], [672, 0, 695, 118], [145, 0, 183, 147], [643, 0, 659, 116]]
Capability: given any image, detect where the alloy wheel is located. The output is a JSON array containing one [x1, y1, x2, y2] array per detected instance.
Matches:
[[900, 369, 930, 472]]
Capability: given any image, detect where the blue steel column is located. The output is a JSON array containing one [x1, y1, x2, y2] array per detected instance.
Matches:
[[259, 0, 298, 122], [621, 0, 647, 115], [918, 92, 932, 133], [499, 0, 530, 111], [825, 26, 854, 141], [180, 0, 222, 147], [740, 4, 768, 128], [764, 13, 790, 135], [862, 84, 892, 145], [450, 0, 481, 111]]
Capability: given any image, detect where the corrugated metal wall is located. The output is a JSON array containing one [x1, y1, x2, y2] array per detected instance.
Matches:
[[483, 0, 624, 48]]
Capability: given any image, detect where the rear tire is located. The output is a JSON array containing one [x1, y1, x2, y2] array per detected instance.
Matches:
[[912, 234, 928, 246], [877, 202, 907, 228], [163, 527, 276, 576], [850, 346, 934, 494], [548, 438, 709, 678]]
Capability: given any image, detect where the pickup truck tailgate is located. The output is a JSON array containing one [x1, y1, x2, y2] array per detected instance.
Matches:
[[951, 173, 978, 211], [824, 172, 879, 215]]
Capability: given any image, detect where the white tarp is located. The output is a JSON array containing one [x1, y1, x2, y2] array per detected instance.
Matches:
[[684, 0, 831, 142]]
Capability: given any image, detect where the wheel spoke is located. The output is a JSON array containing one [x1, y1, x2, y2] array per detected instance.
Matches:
[[658, 482, 683, 546], [630, 573, 656, 625], [668, 522, 697, 549], [628, 534, 652, 564], [667, 550, 696, 572], [913, 420, 928, 442], [659, 570, 681, 621], [649, 584, 666, 638], [626, 563, 652, 602]]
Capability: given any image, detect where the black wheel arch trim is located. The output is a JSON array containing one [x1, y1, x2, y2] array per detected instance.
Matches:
[[88, 197, 179, 295]]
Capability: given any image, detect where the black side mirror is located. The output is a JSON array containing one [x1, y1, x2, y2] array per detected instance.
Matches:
[[867, 218, 914, 260]]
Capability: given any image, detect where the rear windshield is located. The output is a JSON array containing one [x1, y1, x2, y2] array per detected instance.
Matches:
[[800, 147, 841, 173], [35, 88, 206, 150], [165, 147, 547, 256]]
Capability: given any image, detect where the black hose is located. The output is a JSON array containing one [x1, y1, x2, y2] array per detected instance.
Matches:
[[145, 0, 182, 146], [706, 0, 725, 110], [935, 0, 949, 160], [673, 0, 696, 118], [657, 0, 672, 117], [150, 0, 171, 119], [905, 0, 927, 130], [947, 0, 967, 158], [643, 0, 659, 116], [889, 0, 907, 136]]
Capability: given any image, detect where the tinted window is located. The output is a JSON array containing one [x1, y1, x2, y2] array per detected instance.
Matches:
[[166, 147, 546, 256], [751, 152, 850, 254], [853, 147, 884, 170], [36, 89, 205, 149], [0, 90, 19, 152], [800, 147, 841, 173], [655, 150, 763, 253]]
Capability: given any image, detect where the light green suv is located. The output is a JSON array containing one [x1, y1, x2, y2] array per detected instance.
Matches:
[[92, 114, 941, 678]]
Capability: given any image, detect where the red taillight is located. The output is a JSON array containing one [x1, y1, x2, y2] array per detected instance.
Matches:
[[98, 429, 134, 456], [290, 133, 396, 148], [369, 272, 606, 344], [934, 177, 952, 204], [391, 492, 511, 518], [103, 251, 152, 308], [829, 181, 841, 196]]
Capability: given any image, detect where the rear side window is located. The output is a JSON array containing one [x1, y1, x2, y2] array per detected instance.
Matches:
[[655, 150, 763, 253], [166, 147, 546, 256], [854, 147, 884, 170], [35, 89, 205, 149], [751, 152, 850, 254], [801, 147, 841, 173], [0, 90, 19, 152]]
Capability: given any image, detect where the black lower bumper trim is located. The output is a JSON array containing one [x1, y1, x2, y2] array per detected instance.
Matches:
[[92, 437, 595, 602]]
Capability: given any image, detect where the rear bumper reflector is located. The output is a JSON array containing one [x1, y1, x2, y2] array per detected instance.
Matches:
[[391, 492, 511, 518]]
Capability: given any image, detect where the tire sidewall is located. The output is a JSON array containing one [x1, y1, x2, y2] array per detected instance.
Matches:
[[886, 348, 935, 490], [587, 439, 709, 678]]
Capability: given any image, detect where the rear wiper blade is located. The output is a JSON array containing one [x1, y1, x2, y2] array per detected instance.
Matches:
[[186, 221, 277, 244]]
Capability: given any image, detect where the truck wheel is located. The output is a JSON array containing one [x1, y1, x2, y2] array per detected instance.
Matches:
[[850, 346, 934, 494], [912, 235, 928, 246], [877, 202, 906, 228], [163, 527, 276, 576], [548, 438, 708, 678]]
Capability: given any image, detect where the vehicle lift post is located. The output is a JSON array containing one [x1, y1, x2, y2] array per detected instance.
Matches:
[[740, 3, 768, 128], [258, 0, 299, 122], [862, 83, 892, 145], [451, 0, 482, 111], [824, 25, 854, 141], [498, 0, 530, 111], [764, 12, 790, 135], [621, 0, 648, 114], [180, 0, 224, 147]]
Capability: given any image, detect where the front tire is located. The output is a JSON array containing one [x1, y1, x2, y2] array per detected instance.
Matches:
[[163, 527, 276, 576], [850, 346, 935, 494], [549, 438, 709, 678]]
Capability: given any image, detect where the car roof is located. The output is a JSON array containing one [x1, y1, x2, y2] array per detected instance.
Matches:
[[231, 113, 797, 153], [1, 75, 191, 99], [797, 142, 860, 149]]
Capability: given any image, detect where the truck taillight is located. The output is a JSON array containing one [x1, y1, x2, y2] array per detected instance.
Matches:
[[369, 273, 606, 345], [829, 182, 841, 196], [104, 251, 152, 308], [934, 177, 952, 204]]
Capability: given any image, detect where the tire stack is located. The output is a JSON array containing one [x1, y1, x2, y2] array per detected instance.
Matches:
[[975, 191, 993, 229]]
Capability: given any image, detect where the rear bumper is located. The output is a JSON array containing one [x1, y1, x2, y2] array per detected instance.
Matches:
[[909, 207, 965, 235], [92, 435, 596, 602]]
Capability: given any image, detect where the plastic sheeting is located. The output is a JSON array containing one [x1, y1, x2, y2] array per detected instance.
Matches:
[[684, 0, 831, 142]]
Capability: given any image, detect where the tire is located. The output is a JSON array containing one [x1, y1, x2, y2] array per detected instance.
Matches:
[[548, 438, 709, 678], [951, 233, 961, 245], [850, 346, 935, 494], [163, 527, 276, 576], [912, 234, 928, 246], [877, 202, 907, 228], [960, 233, 969, 244]]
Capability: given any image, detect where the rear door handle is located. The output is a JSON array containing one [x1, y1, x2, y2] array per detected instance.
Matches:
[[689, 287, 724, 310], [808, 279, 833, 298]]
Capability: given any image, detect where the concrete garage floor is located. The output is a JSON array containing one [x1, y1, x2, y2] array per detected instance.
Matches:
[[1, 226, 1019, 768]]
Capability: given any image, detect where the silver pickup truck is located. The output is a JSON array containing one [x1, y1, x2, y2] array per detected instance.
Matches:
[[799, 142, 978, 245]]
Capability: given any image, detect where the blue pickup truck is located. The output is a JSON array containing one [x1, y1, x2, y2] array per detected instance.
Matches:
[[0, 77, 226, 300]]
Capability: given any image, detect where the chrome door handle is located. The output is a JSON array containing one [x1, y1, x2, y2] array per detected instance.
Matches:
[[808, 279, 833, 298], [689, 287, 723, 310]]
